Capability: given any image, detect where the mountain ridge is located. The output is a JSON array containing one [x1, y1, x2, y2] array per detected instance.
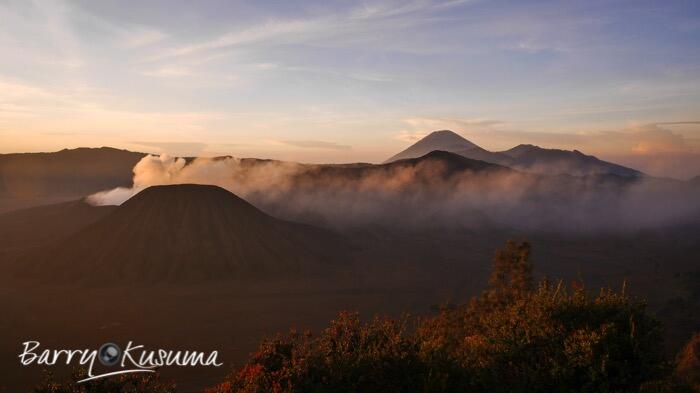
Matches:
[[385, 130, 643, 177]]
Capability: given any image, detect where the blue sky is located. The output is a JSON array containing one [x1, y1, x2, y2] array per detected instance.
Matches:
[[1, 0, 699, 178]]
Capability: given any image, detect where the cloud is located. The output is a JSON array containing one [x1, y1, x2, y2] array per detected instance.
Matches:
[[31, 0, 86, 70], [578, 122, 700, 157], [350, 0, 473, 20], [131, 141, 208, 156], [86, 154, 304, 206], [397, 117, 506, 143], [149, 19, 320, 61], [278, 140, 351, 150], [141, 66, 193, 78], [403, 117, 505, 132], [655, 121, 700, 126], [256, 63, 396, 83], [87, 152, 700, 232], [0, 103, 34, 119], [119, 28, 166, 48], [347, 72, 394, 82], [0, 78, 52, 99], [144, 0, 476, 62], [394, 130, 428, 142], [0, 76, 221, 138], [600, 122, 700, 179], [624, 125, 697, 155], [606, 152, 700, 181]]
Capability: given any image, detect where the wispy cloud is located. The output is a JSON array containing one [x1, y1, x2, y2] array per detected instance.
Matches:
[[0, 76, 221, 137], [131, 141, 208, 155], [0, 78, 52, 99], [402, 117, 505, 133], [277, 140, 351, 150], [655, 121, 700, 126], [350, 0, 473, 20], [256, 63, 395, 83], [147, 19, 320, 62], [394, 130, 429, 142], [141, 65, 193, 78], [143, 0, 475, 63], [119, 28, 166, 48], [621, 123, 700, 154], [1, 0, 700, 177]]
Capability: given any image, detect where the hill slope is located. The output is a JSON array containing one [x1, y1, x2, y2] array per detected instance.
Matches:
[[23, 184, 347, 282], [0, 147, 145, 213], [501, 144, 642, 177], [0, 200, 115, 264]]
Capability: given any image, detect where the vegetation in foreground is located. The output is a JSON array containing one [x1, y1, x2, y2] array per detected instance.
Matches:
[[35, 241, 700, 392]]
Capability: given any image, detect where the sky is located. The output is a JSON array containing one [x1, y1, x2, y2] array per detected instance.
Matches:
[[1, 0, 699, 178]]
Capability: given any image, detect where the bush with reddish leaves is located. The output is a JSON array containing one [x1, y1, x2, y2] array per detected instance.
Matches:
[[206, 313, 424, 393], [209, 241, 686, 393]]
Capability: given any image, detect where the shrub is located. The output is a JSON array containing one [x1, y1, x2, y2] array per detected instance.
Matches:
[[211, 240, 672, 393], [676, 332, 700, 390], [206, 312, 424, 393], [419, 282, 666, 393]]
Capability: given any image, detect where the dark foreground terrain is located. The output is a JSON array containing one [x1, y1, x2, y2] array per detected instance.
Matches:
[[2, 222, 700, 391], [0, 277, 437, 392]]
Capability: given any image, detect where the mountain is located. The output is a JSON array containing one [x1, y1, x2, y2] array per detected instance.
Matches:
[[0, 147, 145, 213], [0, 200, 116, 264], [690, 175, 700, 187], [385, 130, 643, 177], [21, 184, 347, 282], [385, 130, 511, 165], [284, 150, 511, 198], [501, 144, 642, 177], [384, 149, 508, 175], [317, 149, 508, 180]]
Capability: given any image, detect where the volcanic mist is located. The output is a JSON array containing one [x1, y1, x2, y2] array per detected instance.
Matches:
[[86, 153, 700, 232]]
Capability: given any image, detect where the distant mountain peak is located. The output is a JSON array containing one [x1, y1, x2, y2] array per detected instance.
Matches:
[[384, 132, 643, 177], [421, 130, 476, 146], [384, 130, 480, 163], [425, 129, 465, 138], [503, 144, 538, 157]]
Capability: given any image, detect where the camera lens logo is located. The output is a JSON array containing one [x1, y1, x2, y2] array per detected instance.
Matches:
[[98, 343, 121, 366]]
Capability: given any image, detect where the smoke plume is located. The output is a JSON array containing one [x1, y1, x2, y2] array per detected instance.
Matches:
[[87, 154, 700, 232]]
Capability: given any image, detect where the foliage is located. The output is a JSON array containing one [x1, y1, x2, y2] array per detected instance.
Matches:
[[30, 240, 697, 393], [419, 282, 666, 393], [210, 240, 675, 393], [205, 312, 423, 393], [473, 240, 533, 311], [675, 332, 700, 390]]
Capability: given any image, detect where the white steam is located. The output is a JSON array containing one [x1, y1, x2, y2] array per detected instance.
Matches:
[[86, 154, 700, 232], [87, 154, 303, 206]]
